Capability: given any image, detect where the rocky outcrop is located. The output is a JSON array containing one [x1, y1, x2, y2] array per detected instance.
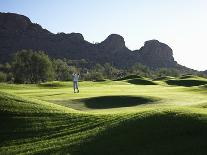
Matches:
[[98, 34, 125, 51], [0, 12, 179, 69], [0, 13, 50, 34], [137, 40, 177, 68], [203, 70, 207, 75]]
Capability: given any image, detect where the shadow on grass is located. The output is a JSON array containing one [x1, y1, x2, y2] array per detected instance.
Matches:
[[80, 96, 156, 109], [70, 112, 207, 155], [127, 78, 157, 85], [166, 79, 207, 87]]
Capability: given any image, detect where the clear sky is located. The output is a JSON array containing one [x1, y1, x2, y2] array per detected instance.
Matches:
[[0, 0, 207, 71]]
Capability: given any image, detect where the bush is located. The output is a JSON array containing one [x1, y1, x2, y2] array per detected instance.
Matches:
[[53, 59, 74, 81], [0, 72, 7, 82], [84, 72, 105, 81], [129, 63, 153, 78], [156, 68, 180, 77], [12, 50, 54, 83]]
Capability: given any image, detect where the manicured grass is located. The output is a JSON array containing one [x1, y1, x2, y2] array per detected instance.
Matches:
[[116, 75, 143, 81], [127, 78, 157, 85], [179, 74, 201, 79], [72, 112, 207, 155], [38, 81, 71, 88], [0, 76, 207, 154], [153, 76, 174, 81]]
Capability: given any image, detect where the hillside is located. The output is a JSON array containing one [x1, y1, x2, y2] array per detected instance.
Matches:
[[0, 12, 187, 70]]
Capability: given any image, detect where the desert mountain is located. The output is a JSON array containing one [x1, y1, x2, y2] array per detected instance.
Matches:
[[0, 12, 187, 70]]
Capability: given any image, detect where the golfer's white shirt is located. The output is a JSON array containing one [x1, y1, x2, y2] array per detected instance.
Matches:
[[73, 74, 79, 82]]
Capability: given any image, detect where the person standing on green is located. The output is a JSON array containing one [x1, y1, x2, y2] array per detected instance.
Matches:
[[72, 73, 80, 93]]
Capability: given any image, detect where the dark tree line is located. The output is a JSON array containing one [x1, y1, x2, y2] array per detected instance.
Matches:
[[0, 49, 123, 83], [0, 49, 205, 83]]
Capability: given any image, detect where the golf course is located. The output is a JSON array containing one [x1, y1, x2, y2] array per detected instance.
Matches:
[[0, 75, 207, 154]]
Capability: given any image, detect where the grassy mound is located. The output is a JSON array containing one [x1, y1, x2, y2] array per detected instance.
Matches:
[[199, 84, 207, 89], [72, 112, 207, 155], [116, 75, 143, 81], [0, 91, 105, 154], [127, 78, 157, 85], [80, 95, 157, 109], [179, 74, 199, 79], [166, 79, 207, 87], [153, 76, 174, 81]]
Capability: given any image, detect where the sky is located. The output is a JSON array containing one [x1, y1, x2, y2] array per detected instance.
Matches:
[[0, 0, 207, 71]]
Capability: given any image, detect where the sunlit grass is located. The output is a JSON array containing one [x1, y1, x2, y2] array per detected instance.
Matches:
[[0, 76, 207, 154]]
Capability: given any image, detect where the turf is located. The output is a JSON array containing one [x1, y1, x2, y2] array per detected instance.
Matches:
[[127, 78, 157, 85], [153, 76, 175, 81], [0, 76, 207, 154], [73, 112, 207, 155], [115, 75, 143, 81]]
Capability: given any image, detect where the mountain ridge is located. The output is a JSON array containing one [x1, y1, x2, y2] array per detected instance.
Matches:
[[0, 12, 201, 73]]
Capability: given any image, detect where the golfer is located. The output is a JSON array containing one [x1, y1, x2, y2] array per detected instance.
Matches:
[[72, 73, 80, 93]]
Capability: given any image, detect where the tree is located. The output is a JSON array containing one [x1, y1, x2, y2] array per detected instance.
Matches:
[[93, 64, 105, 73], [0, 63, 13, 82], [12, 49, 54, 83], [53, 59, 74, 81], [104, 63, 119, 79], [156, 68, 179, 77], [83, 71, 105, 81], [0, 63, 11, 73], [130, 63, 152, 77], [0, 72, 7, 82]]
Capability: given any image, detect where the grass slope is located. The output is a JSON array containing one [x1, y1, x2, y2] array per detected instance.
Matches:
[[153, 76, 175, 81], [73, 112, 207, 155], [0, 91, 122, 154], [127, 78, 157, 85], [0, 77, 207, 154]]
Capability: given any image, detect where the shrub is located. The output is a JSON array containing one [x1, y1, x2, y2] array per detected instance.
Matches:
[[12, 50, 54, 83], [0, 72, 7, 82], [53, 59, 73, 81], [84, 71, 105, 81]]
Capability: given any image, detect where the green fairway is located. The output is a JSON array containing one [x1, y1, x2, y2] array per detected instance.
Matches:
[[0, 76, 207, 154]]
